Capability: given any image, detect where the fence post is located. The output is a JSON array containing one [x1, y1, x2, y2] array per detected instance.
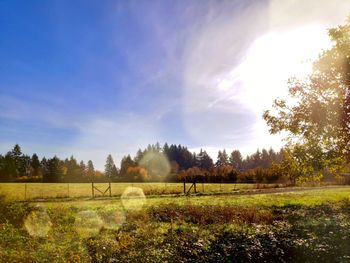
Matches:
[[183, 180, 186, 194], [109, 182, 112, 197], [24, 183, 27, 201], [67, 183, 70, 198], [92, 182, 94, 198]]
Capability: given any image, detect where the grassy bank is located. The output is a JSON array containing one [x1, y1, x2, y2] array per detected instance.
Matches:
[[1, 187, 350, 262]]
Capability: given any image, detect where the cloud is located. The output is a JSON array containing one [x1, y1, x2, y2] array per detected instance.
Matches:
[[180, 0, 350, 153], [268, 0, 350, 29], [0, 94, 163, 169], [2, 0, 349, 169], [0, 95, 82, 130], [62, 112, 162, 170]]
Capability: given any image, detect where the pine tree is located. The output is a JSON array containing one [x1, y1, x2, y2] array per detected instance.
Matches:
[[105, 154, 117, 179], [216, 149, 229, 167], [44, 156, 64, 182], [120, 155, 135, 180], [229, 150, 243, 171], [87, 160, 95, 181], [30, 153, 41, 177]]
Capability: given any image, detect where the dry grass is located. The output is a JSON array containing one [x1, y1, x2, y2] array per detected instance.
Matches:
[[0, 182, 263, 201]]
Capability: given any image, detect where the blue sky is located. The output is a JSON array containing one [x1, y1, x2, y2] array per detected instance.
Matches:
[[0, 0, 349, 169]]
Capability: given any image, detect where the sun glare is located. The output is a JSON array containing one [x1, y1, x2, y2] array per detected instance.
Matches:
[[220, 25, 333, 112]]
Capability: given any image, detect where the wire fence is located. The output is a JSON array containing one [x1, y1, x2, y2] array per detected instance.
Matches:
[[0, 182, 280, 201]]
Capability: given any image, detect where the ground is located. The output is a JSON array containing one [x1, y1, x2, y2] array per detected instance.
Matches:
[[1, 185, 350, 262]]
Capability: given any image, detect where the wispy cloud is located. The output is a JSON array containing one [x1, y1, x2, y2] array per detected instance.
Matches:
[[1, 0, 349, 169], [179, 0, 350, 156], [63, 112, 165, 169]]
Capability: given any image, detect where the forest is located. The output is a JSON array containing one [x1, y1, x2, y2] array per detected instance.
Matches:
[[0, 143, 286, 184]]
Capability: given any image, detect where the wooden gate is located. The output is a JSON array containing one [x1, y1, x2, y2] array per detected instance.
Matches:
[[91, 182, 112, 198]]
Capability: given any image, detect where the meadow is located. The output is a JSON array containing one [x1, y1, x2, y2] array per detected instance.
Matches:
[[1, 185, 350, 262], [0, 182, 263, 201]]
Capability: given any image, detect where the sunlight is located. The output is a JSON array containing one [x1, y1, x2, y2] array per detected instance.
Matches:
[[220, 24, 333, 112], [24, 209, 52, 237], [121, 187, 146, 211], [74, 210, 103, 238]]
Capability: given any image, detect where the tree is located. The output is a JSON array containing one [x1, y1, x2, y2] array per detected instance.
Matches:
[[279, 145, 317, 185], [212, 165, 236, 183], [120, 155, 135, 180], [19, 155, 31, 177], [197, 149, 214, 171], [10, 144, 22, 162], [0, 153, 16, 181], [230, 150, 243, 171], [87, 160, 95, 181], [183, 166, 203, 182], [263, 18, 350, 176], [44, 156, 64, 182], [126, 166, 149, 182], [30, 153, 41, 177], [163, 143, 170, 157], [40, 157, 49, 181], [216, 150, 229, 167], [79, 160, 86, 173], [105, 154, 118, 180], [64, 156, 83, 182], [134, 149, 144, 163], [8, 144, 22, 177]]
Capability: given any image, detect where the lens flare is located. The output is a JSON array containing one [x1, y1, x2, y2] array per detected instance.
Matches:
[[74, 210, 103, 238], [121, 187, 146, 211], [102, 210, 126, 230], [24, 209, 52, 237], [139, 152, 171, 180]]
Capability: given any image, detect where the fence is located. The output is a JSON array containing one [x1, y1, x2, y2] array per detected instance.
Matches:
[[0, 182, 276, 201]]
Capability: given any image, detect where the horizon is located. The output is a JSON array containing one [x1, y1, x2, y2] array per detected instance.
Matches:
[[0, 142, 283, 171], [1, 0, 349, 170]]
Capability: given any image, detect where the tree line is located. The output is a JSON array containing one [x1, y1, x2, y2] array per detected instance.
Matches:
[[116, 143, 284, 183], [0, 143, 285, 183], [0, 144, 99, 183]]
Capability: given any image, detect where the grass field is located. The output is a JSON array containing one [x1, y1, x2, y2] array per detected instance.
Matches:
[[1, 186, 350, 262], [0, 182, 264, 201]]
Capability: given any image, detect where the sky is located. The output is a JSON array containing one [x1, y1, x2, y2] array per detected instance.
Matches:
[[0, 0, 350, 170]]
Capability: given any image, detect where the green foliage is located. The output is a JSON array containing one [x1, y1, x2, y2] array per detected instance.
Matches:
[[30, 154, 41, 177], [64, 156, 84, 182], [230, 150, 243, 171], [215, 149, 229, 167], [104, 154, 118, 180], [264, 18, 350, 179], [3, 192, 350, 262], [43, 156, 64, 183]]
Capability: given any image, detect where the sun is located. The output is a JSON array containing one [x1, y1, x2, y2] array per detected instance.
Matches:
[[217, 24, 333, 113]]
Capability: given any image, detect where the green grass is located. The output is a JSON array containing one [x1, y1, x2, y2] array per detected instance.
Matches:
[[43, 186, 350, 210], [2, 186, 350, 262]]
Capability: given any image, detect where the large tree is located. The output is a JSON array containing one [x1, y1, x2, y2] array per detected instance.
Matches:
[[105, 154, 118, 180], [215, 150, 229, 167], [197, 149, 214, 171], [229, 150, 243, 171], [64, 156, 83, 182], [30, 153, 41, 177], [43, 156, 64, 182], [264, 18, 350, 174], [87, 160, 95, 180]]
